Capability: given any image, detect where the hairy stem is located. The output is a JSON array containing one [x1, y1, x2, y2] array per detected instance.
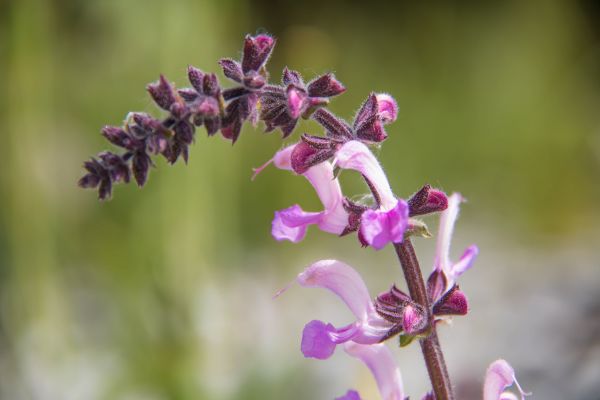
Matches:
[[394, 239, 454, 400]]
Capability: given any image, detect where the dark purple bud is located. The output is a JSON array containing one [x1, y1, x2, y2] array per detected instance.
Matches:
[[312, 108, 353, 140], [147, 75, 177, 111], [78, 173, 100, 189], [287, 85, 308, 119], [241, 34, 275, 73], [187, 66, 205, 92], [178, 88, 199, 102], [408, 185, 448, 217], [282, 67, 304, 86], [353, 93, 378, 130], [290, 141, 336, 174], [355, 117, 386, 142], [307, 73, 345, 98], [99, 152, 130, 184], [222, 87, 249, 101], [219, 58, 244, 83], [102, 126, 130, 148], [132, 152, 151, 187], [221, 118, 242, 144], [300, 134, 336, 150], [194, 97, 220, 117], [340, 198, 367, 236], [354, 93, 387, 142], [203, 117, 220, 136], [174, 120, 194, 145], [98, 177, 113, 201], [243, 70, 266, 89], [433, 285, 468, 317], [203, 73, 220, 96], [427, 269, 448, 304], [169, 101, 189, 121]]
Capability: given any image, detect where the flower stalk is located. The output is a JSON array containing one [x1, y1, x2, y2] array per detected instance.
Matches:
[[394, 239, 454, 400]]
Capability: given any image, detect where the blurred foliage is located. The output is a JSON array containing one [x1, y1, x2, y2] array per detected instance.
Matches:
[[0, 0, 599, 399]]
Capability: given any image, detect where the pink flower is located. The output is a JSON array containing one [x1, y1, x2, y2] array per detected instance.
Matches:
[[334, 140, 409, 250], [339, 342, 406, 400], [484, 360, 529, 400], [259, 144, 349, 243], [297, 260, 395, 359], [297, 260, 423, 360], [431, 193, 479, 293]]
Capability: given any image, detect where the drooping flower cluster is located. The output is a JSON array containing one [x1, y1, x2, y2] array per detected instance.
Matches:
[[79, 33, 347, 200], [79, 32, 529, 400]]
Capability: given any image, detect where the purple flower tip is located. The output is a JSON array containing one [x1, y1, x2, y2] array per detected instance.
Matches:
[[242, 34, 276, 73], [359, 200, 409, 250], [301, 320, 337, 359], [147, 75, 177, 111]]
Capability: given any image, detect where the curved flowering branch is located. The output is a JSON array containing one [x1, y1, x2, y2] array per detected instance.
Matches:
[[78, 33, 349, 200]]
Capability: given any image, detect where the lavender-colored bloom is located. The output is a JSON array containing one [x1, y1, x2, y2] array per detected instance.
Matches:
[[432, 193, 479, 290], [296, 260, 398, 360], [260, 68, 345, 137], [334, 140, 409, 250], [268, 144, 349, 242], [484, 360, 529, 400], [342, 342, 406, 400]]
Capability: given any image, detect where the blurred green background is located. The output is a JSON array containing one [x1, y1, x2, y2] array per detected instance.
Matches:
[[1, 0, 599, 399]]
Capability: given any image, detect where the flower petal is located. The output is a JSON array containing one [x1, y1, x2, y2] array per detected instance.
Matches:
[[301, 320, 338, 359], [434, 192, 463, 273], [297, 260, 375, 320], [344, 342, 405, 400], [449, 244, 479, 280], [335, 141, 397, 210], [272, 205, 322, 243], [484, 359, 528, 400], [359, 200, 409, 250]]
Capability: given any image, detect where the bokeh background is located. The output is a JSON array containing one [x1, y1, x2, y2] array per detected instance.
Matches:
[[1, 0, 599, 399]]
